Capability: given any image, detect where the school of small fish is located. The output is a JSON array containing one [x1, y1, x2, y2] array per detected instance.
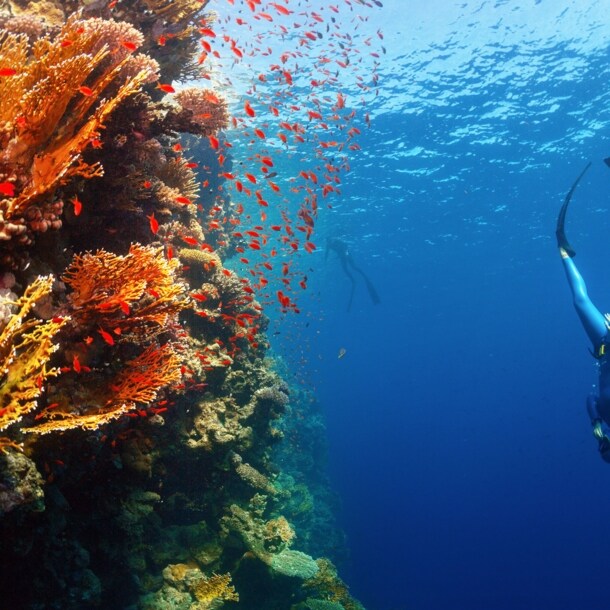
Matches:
[[179, 0, 383, 315]]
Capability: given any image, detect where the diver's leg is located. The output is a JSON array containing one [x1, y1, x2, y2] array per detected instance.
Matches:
[[561, 249, 607, 347], [346, 257, 380, 305], [587, 395, 610, 462], [339, 258, 356, 311], [587, 395, 603, 434], [350, 262, 380, 304]]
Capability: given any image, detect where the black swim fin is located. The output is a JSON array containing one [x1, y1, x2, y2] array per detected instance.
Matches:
[[555, 162, 592, 257]]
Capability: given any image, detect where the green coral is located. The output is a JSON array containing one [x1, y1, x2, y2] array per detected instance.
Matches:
[[270, 549, 319, 580]]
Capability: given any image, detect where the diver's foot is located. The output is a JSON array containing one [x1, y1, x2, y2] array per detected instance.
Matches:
[[559, 246, 575, 259], [599, 435, 610, 463]]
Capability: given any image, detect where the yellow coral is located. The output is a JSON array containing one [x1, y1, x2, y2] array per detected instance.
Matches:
[[264, 516, 295, 547], [178, 247, 221, 269], [0, 17, 155, 224], [192, 572, 238, 607], [0, 275, 68, 432]]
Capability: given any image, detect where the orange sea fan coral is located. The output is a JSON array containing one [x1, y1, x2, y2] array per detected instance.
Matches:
[[63, 243, 189, 338], [0, 275, 68, 432], [0, 17, 157, 234], [106, 342, 182, 407], [27, 343, 181, 434]]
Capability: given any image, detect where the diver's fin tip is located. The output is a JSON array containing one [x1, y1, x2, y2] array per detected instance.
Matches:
[[604, 157, 610, 169]]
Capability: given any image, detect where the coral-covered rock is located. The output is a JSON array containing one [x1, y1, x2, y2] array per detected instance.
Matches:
[[0, 448, 44, 515], [270, 549, 319, 580]]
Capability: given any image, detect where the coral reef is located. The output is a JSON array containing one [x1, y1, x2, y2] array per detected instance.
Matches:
[[0, 2, 365, 609], [0, 275, 67, 432]]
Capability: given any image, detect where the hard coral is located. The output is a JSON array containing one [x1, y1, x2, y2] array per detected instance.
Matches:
[[169, 88, 229, 136], [143, 563, 237, 610]]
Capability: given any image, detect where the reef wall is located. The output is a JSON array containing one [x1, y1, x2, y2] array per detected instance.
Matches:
[[0, 1, 364, 608]]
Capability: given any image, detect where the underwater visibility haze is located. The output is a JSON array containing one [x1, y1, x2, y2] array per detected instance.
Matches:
[[1, 0, 610, 609]]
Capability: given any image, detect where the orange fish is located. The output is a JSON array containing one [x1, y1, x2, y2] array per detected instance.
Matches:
[[71, 196, 83, 216], [157, 83, 175, 93], [79, 86, 93, 96], [98, 327, 115, 346], [121, 41, 137, 52], [73, 355, 82, 373], [147, 213, 158, 234], [244, 101, 256, 117], [270, 2, 292, 15], [0, 68, 17, 76], [0, 182, 15, 197]]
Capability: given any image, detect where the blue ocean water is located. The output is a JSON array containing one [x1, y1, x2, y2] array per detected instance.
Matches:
[[260, 1, 610, 608]]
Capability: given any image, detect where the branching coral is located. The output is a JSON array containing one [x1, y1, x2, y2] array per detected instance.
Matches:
[[63, 243, 188, 339], [169, 88, 229, 136], [192, 572, 238, 606], [27, 343, 182, 434], [0, 17, 157, 240], [150, 563, 238, 610], [302, 559, 364, 610], [20, 245, 187, 434], [0, 275, 68, 432]]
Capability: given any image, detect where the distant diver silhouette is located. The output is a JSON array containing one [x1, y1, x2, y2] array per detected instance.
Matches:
[[557, 160, 610, 462], [326, 237, 380, 311]]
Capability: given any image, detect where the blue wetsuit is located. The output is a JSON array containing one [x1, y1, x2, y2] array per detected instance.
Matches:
[[562, 252, 610, 460]]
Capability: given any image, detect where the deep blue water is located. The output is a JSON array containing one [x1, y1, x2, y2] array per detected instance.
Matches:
[[217, 0, 610, 607]]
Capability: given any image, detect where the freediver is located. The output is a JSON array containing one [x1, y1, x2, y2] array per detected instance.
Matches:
[[557, 159, 610, 462], [325, 237, 380, 311]]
